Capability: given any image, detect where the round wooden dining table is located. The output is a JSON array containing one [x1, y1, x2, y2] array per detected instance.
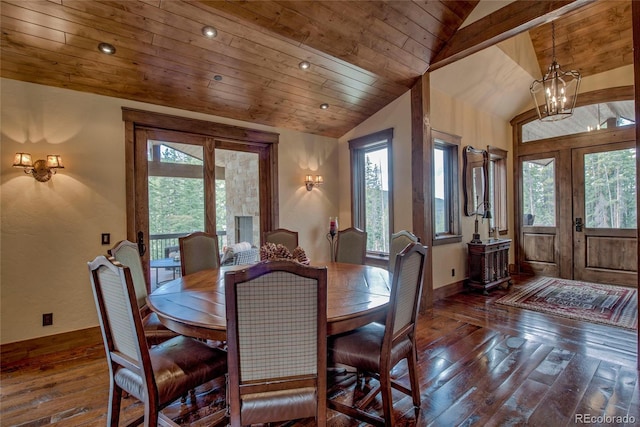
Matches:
[[147, 262, 391, 341]]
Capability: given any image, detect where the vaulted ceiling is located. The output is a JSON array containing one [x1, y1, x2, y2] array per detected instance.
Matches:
[[1, 1, 634, 138]]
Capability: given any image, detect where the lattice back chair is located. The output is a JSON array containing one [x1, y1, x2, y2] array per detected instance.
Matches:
[[108, 240, 178, 346], [388, 230, 419, 274], [179, 231, 220, 276], [88, 255, 228, 427], [263, 228, 299, 253], [335, 227, 367, 264], [225, 261, 327, 426], [328, 242, 427, 426]]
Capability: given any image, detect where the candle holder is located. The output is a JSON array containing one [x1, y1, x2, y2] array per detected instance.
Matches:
[[326, 217, 338, 261]]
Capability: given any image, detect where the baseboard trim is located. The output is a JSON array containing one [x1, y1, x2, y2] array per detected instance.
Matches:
[[1, 326, 102, 370], [433, 279, 466, 301]]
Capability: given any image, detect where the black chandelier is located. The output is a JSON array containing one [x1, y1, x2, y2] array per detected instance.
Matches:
[[529, 22, 581, 121]]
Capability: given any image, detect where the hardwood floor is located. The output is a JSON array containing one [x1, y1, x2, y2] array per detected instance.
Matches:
[[1, 276, 638, 426]]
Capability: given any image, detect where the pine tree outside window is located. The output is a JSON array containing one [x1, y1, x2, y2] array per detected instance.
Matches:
[[349, 128, 394, 257]]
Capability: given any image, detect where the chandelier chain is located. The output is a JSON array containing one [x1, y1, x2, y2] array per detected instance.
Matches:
[[551, 22, 556, 62]]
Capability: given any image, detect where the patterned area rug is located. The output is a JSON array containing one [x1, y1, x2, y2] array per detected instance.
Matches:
[[496, 277, 638, 330]]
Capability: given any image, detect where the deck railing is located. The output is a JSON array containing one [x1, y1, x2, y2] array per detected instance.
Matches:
[[149, 231, 227, 260]]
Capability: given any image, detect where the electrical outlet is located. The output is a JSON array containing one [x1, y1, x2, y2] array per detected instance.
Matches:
[[42, 313, 53, 326], [451, 268, 455, 277], [101, 233, 110, 245]]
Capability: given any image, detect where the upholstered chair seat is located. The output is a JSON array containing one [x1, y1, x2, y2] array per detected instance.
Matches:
[[240, 387, 318, 425], [329, 323, 412, 372], [114, 335, 227, 405]]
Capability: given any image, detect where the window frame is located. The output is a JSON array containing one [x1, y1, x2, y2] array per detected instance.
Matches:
[[349, 128, 394, 259], [488, 146, 508, 235], [432, 129, 462, 246]]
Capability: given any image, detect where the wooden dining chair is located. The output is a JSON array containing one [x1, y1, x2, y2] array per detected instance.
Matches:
[[328, 242, 427, 426], [87, 255, 228, 427], [263, 228, 299, 253], [388, 230, 419, 274], [225, 261, 327, 427], [108, 240, 178, 346], [179, 231, 220, 276], [335, 227, 367, 264]]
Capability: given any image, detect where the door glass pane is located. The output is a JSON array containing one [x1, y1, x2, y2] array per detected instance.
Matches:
[[584, 148, 636, 229], [365, 147, 390, 253], [522, 158, 556, 226], [148, 141, 204, 266], [216, 149, 260, 247]]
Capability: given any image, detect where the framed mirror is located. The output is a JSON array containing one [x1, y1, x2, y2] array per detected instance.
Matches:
[[463, 146, 489, 216]]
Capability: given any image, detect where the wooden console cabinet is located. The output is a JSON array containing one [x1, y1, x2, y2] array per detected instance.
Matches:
[[467, 239, 512, 294]]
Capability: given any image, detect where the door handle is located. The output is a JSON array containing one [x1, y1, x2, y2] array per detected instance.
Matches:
[[574, 217, 583, 232], [137, 231, 146, 256]]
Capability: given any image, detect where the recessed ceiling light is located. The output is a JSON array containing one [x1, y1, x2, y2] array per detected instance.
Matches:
[[202, 26, 218, 38], [213, 75, 223, 81], [320, 103, 329, 110], [298, 61, 311, 70], [98, 42, 116, 55]]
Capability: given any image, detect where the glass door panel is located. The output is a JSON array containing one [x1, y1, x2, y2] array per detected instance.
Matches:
[[583, 148, 636, 229], [573, 143, 637, 285], [522, 158, 556, 227], [147, 140, 206, 287], [519, 155, 560, 277]]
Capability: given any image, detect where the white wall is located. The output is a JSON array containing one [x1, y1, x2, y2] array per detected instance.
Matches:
[[0, 78, 338, 344]]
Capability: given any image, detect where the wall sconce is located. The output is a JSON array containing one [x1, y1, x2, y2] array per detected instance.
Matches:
[[304, 174, 323, 191], [13, 152, 64, 182]]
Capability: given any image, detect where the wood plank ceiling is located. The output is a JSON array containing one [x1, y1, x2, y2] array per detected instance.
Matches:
[[0, 1, 634, 138]]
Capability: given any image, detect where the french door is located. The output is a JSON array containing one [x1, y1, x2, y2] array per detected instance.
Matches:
[[518, 129, 637, 286], [572, 142, 637, 285], [123, 109, 279, 290], [133, 128, 212, 288]]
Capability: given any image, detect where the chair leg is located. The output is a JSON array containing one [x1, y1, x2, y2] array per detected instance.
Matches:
[[379, 370, 395, 427], [107, 381, 122, 427], [407, 350, 421, 407]]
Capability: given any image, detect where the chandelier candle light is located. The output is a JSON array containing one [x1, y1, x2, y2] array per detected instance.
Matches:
[[529, 22, 581, 121]]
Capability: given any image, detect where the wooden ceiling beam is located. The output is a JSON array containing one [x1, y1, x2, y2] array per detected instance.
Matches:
[[429, 0, 596, 72]]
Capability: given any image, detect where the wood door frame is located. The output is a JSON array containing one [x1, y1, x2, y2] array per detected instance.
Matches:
[[123, 108, 279, 286], [511, 86, 635, 277]]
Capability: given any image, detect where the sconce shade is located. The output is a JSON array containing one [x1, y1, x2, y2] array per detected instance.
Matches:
[[13, 152, 64, 182], [46, 155, 64, 169], [304, 174, 323, 191], [13, 152, 32, 168]]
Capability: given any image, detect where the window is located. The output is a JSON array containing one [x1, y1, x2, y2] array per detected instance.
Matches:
[[432, 130, 461, 245], [349, 129, 393, 256], [488, 146, 508, 234]]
